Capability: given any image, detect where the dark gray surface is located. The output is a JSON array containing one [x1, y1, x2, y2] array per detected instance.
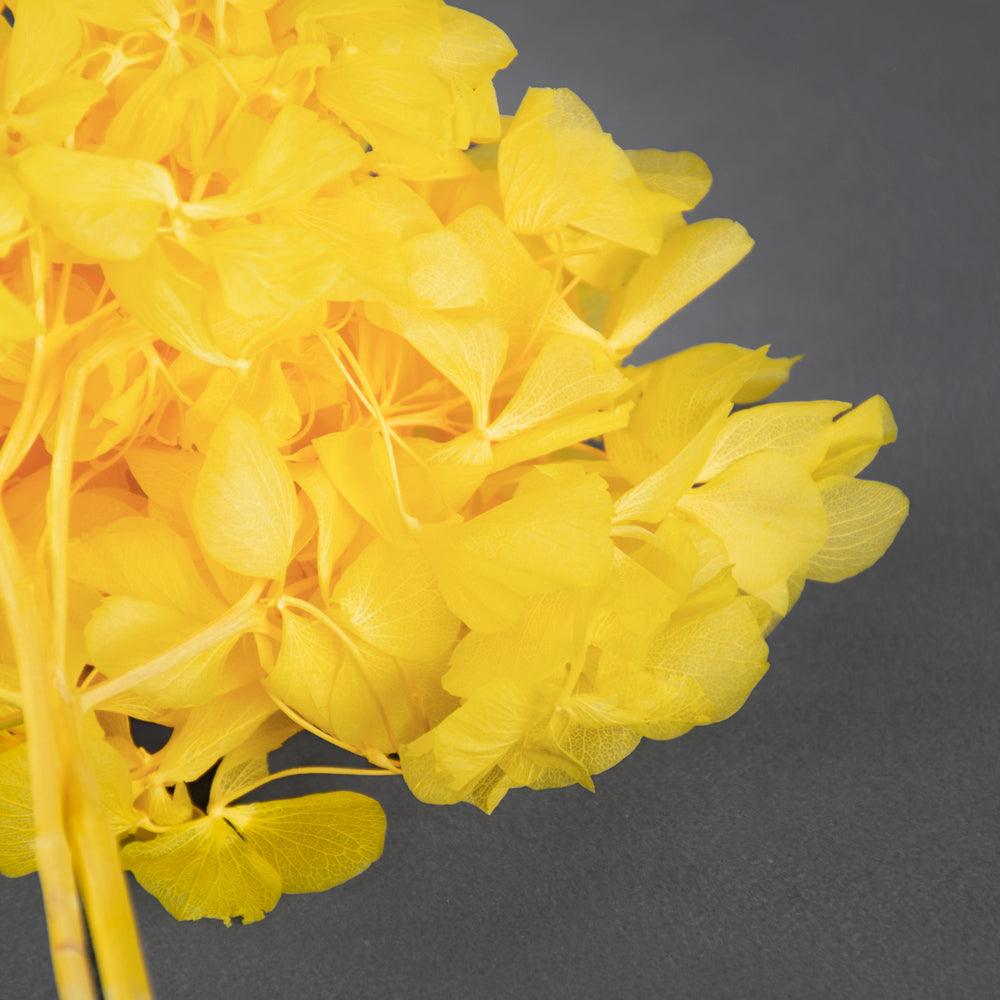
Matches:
[[6, 1, 999, 996]]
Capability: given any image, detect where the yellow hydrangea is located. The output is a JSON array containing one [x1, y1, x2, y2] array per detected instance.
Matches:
[[0, 2, 907, 997]]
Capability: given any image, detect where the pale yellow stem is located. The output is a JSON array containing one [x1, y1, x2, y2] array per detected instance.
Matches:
[[47, 344, 153, 1000], [0, 506, 98, 1000], [212, 764, 399, 810]]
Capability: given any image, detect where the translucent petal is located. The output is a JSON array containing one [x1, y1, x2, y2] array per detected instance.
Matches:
[[400, 676, 557, 802], [16, 146, 177, 259], [223, 791, 386, 894], [316, 48, 454, 150], [613, 403, 729, 524], [422, 464, 614, 632], [806, 476, 909, 583], [74, 0, 180, 32], [731, 353, 801, 404], [120, 815, 281, 924], [489, 401, 633, 473], [403, 228, 487, 309], [274, 0, 445, 57], [104, 239, 237, 368], [184, 105, 362, 219], [626, 148, 713, 211], [427, 6, 516, 85], [443, 590, 582, 697], [0, 161, 28, 253], [208, 713, 300, 811], [698, 399, 849, 481], [609, 220, 754, 357], [677, 451, 828, 612], [499, 88, 644, 242], [814, 395, 898, 478], [69, 516, 226, 621], [84, 597, 238, 707], [192, 406, 299, 580], [203, 223, 344, 318], [184, 357, 301, 453], [0, 743, 35, 877], [314, 426, 413, 541], [643, 597, 769, 736], [607, 343, 766, 484], [0, 282, 44, 354], [292, 462, 360, 603], [266, 604, 450, 753], [448, 205, 606, 356], [2, 0, 81, 108], [489, 334, 628, 439], [154, 683, 279, 783], [366, 302, 507, 429], [333, 539, 460, 661], [6, 74, 105, 145]]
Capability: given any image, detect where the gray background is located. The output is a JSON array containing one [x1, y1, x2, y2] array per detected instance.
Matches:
[[5, 0, 999, 996]]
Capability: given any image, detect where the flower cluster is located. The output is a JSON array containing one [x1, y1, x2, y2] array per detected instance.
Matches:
[[0, 1, 906, 994]]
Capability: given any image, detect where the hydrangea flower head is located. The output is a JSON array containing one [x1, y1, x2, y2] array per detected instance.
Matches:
[[0, 3, 907, 997]]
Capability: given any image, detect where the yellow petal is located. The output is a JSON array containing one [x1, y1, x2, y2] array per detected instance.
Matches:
[[275, 0, 444, 58], [207, 713, 300, 811], [153, 683, 279, 784], [697, 399, 849, 481], [333, 539, 460, 662], [731, 353, 801, 404], [69, 516, 226, 621], [677, 451, 828, 612], [814, 395, 898, 478], [443, 589, 582, 697], [447, 204, 607, 356], [609, 220, 754, 357], [104, 238, 238, 368], [0, 281, 44, 354], [626, 148, 712, 212], [184, 104, 363, 219], [120, 814, 281, 924], [422, 464, 614, 632], [204, 223, 344, 318], [607, 343, 766, 484], [16, 146, 178, 259], [0, 743, 35, 877], [488, 334, 628, 440], [266, 604, 449, 754], [489, 401, 633, 473], [6, 73, 105, 145], [292, 462, 360, 604], [643, 597, 769, 738], [183, 357, 301, 453], [84, 597, 237, 708], [613, 402, 729, 524], [75, 0, 180, 33], [223, 791, 386, 894], [427, 6, 516, 85], [366, 302, 506, 430], [316, 48, 454, 152], [192, 406, 299, 580], [499, 88, 657, 252], [403, 228, 487, 309], [806, 476, 908, 583], [2, 0, 81, 109], [400, 676, 557, 805], [314, 426, 412, 542]]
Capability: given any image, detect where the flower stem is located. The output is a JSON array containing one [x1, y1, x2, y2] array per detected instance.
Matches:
[[0, 506, 100, 1000], [46, 339, 153, 1000]]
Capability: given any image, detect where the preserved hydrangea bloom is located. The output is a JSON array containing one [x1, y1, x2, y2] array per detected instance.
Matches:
[[0, 2, 907, 997]]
